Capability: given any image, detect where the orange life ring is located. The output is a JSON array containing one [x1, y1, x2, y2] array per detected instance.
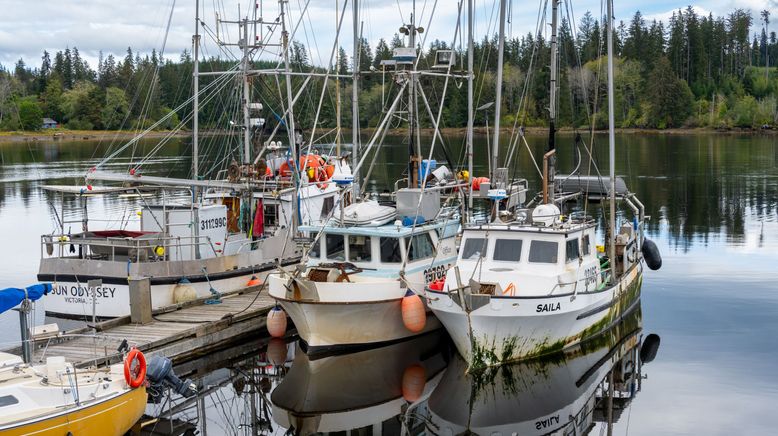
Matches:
[[315, 167, 329, 190], [124, 348, 147, 389]]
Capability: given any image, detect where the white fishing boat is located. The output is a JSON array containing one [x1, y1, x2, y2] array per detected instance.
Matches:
[[37, 1, 351, 319], [268, 204, 459, 352], [426, 0, 661, 368]]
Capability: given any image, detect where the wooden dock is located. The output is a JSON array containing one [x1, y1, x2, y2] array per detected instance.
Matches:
[[24, 285, 279, 368]]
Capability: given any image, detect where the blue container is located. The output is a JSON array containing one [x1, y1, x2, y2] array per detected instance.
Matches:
[[402, 216, 426, 227], [418, 159, 437, 186]]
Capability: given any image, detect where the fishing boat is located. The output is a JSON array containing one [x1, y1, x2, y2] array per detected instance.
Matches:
[[271, 331, 449, 434], [427, 306, 658, 435], [37, 1, 351, 319], [267, 1, 496, 352], [426, 0, 662, 368]]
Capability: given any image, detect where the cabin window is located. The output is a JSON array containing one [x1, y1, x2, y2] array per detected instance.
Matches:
[[528, 240, 558, 263], [326, 234, 345, 260], [493, 239, 522, 262], [348, 236, 372, 262], [264, 204, 278, 227], [566, 238, 580, 263], [0, 395, 18, 407], [309, 239, 320, 258], [461, 238, 488, 260], [582, 234, 591, 255], [380, 237, 402, 263], [320, 197, 334, 220], [406, 233, 436, 261]]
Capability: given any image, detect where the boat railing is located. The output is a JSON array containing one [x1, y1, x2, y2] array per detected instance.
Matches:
[[41, 233, 220, 263]]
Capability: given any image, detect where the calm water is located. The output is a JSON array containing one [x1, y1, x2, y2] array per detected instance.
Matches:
[[0, 132, 776, 435]]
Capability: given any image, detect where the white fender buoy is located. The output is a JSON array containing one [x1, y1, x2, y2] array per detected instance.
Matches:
[[267, 306, 288, 338], [173, 278, 197, 304], [401, 290, 426, 333]]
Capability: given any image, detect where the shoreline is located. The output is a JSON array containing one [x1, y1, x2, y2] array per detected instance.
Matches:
[[1, 125, 775, 144]]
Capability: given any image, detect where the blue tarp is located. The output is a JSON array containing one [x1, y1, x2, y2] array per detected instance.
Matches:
[[0, 284, 52, 314]]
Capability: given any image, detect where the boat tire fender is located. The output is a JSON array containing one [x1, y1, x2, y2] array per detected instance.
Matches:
[[124, 348, 147, 389], [641, 238, 662, 271]]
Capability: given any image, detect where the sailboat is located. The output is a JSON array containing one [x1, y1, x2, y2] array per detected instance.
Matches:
[[426, 0, 662, 368], [37, 1, 351, 318]]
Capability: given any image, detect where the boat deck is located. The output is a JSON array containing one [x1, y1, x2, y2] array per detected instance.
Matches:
[[23, 286, 278, 368]]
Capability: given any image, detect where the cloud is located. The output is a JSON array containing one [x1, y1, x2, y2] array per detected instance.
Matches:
[[1, 0, 776, 70]]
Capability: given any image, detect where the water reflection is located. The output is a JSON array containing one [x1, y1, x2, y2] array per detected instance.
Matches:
[[138, 305, 658, 435], [428, 306, 653, 435]]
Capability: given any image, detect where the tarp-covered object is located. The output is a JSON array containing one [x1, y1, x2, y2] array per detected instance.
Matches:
[[0, 284, 52, 314]]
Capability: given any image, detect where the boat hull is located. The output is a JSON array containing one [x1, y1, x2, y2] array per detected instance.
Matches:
[[429, 264, 643, 368], [268, 274, 442, 352], [42, 264, 281, 319], [0, 386, 146, 436]]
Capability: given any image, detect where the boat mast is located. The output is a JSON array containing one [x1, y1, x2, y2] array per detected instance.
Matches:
[[242, 17, 251, 165], [352, 0, 360, 195], [408, 1, 419, 187], [336, 0, 341, 156], [281, 0, 299, 234], [547, 0, 559, 204], [606, 0, 617, 282], [466, 0, 474, 212], [192, 0, 200, 185], [491, 0, 507, 180]]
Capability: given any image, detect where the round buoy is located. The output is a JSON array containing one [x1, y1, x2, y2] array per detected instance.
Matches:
[[123, 348, 147, 389], [401, 364, 426, 402], [266, 338, 288, 366], [173, 279, 197, 304], [247, 275, 262, 287], [401, 291, 426, 333], [267, 306, 288, 338]]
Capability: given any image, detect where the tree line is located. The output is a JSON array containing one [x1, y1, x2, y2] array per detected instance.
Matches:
[[1, 6, 777, 133]]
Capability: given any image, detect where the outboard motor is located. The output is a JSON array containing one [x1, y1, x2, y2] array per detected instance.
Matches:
[[641, 239, 662, 270], [146, 355, 197, 402]]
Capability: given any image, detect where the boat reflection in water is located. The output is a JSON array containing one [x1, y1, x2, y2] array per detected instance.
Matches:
[[271, 330, 450, 434], [428, 305, 659, 435]]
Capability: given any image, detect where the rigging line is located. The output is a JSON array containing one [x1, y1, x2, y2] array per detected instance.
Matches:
[[272, 0, 312, 71], [304, 0, 350, 160], [96, 64, 241, 169], [413, 0, 439, 71]]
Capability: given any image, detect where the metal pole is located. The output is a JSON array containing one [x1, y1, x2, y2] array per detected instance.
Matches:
[[607, 0, 617, 282], [193, 0, 200, 185], [352, 0, 360, 195], [547, 0, 559, 204], [281, 0, 299, 235], [492, 0, 507, 179], [336, 0, 342, 156], [243, 18, 252, 165], [19, 300, 32, 364], [466, 0, 474, 212]]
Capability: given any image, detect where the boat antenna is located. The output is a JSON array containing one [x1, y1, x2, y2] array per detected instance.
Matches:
[[491, 0, 507, 180], [606, 0, 617, 282]]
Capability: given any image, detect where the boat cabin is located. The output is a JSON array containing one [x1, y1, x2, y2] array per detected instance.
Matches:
[[452, 222, 604, 296], [301, 219, 459, 273]]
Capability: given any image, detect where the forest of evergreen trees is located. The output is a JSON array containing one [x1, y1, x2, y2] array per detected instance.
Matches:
[[1, 7, 777, 133]]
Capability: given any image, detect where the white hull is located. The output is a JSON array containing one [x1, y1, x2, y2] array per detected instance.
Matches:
[[45, 268, 276, 318], [268, 273, 443, 350], [429, 264, 642, 367]]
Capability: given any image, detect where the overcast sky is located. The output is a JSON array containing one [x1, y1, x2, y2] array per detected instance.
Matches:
[[1, 0, 775, 70]]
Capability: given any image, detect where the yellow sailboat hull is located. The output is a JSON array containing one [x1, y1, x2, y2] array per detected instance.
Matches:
[[0, 386, 146, 436]]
